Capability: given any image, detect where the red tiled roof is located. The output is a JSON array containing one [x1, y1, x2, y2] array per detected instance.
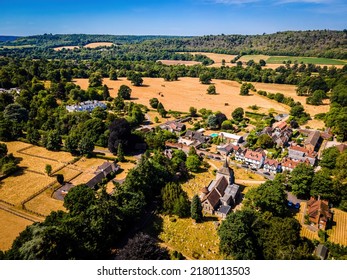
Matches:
[[264, 158, 279, 167], [245, 150, 263, 161]]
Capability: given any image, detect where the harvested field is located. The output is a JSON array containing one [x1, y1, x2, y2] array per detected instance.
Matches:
[[53, 46, 79, 51], [0, 209, 32, 251], [25, 189, 65, 216], [84, 42, 113, 48], [295, 202, 319, 241], [74, 77, 289, 118], [0, 171, 55, 205], [327, 208, 347, 246], [188, 52, 237, 67], [159, 214, 222, 260], [157, 60, 201, 66], [23, 146, 75, 163]]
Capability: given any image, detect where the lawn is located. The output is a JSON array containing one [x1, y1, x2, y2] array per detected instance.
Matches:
[[158, 214, 222, 260], [266, 56, 347, 65], [0, 209, 32, 251]]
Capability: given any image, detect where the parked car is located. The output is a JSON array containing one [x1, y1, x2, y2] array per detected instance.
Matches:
[[263, 172, 270, 175], [295, 203, 300, 209], [241, 164, 249, 168], [287, 201, 293, 207]]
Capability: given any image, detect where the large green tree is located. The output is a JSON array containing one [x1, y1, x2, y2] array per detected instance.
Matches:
[[191, 194, 203, 222], [289, 163, 315, 199]]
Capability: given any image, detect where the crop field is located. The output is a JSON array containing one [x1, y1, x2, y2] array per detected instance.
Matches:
[[84, 42, 113, 48], [53, 46, 79, 51], [238, 55, 270, 63], [25, 189, 65, 216], [157, 60, 201, 66], [0, 45, 34, 49], [75, 77, 289, 118], [0, 209, 32, 251], [327, 208, 347, 246], [266, 56, 347, 65], [159, 214, 222, 260]]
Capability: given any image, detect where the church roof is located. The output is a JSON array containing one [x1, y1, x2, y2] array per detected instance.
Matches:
[[217, 158, 234, 176]]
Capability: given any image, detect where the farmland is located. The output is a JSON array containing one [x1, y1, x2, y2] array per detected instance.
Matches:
[[188, 52, 237, 67], [75, 77, 289, 117], [157, 60, 201, 66], [53, 46, 79, 51], [266, 56, 347, 65], [84, 42, 113, 48]]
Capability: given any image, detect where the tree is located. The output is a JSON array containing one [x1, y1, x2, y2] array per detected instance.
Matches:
[[320, 146, 340, 169], [56, 174, 64, 185], [91, 106, 107, 120], [115, 233, 169, 260], [207, 85, 216, 94], [109, 68, 118, 80], [186, 155, 201, 172], [26, 127, 41, 145], [128, 72, 143, 86], [256, 134, 275, 149], [108, 118, 131, 154], [289, 163, 315, 199], [117, 85, 132, 100], [232, 107, 244, 122], [189, 106, 197, 117], [306, 90, 326, 105], [157, 102, 167, 118], [310, 169, 334, 200], [88, 72, 102, 87], [3, 103, 28, 123], [259, 59, 266, 66], [207, 114, 218, 129], [161, 182, 190, 217], [63, 184, 96, 215], [65, 132, 80, 154], [240, 83, 254, 95], [149, 98, 159, 109], [221, 120, 233, 130], [199, 72, 211, 84], [191, 195, 203, 222], [45, 164, 52, 176], [78, 136, 94, 157], [244, 180, 287, 217], [0, 143, 8, 158], [102, 85, 110, 100], [113, 96, 125, 111], [117, 143, 125, 162], [45, 130, 62, 151], [218, 209, 261, 260]]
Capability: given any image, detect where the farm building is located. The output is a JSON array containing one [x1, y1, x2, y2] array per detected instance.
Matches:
[[66, 100, 107, 113]]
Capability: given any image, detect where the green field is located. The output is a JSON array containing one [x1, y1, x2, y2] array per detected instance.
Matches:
[[266, 56, 347, 65], [0, 45, 34, 49]]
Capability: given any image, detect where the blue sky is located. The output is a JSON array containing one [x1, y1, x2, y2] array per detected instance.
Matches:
[[1, 0, 346, 36]]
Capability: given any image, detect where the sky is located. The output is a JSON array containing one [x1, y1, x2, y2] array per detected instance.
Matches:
[[0, 0, 346, 36]]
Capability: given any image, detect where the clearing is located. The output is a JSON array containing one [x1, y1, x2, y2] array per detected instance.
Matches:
[[75, 77, 289, 118], [266, 56, 347, 66], [84, 42, 113, 48]]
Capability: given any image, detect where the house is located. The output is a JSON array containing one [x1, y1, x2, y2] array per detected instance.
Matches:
[[85, 161, 119, 188], [260, 124, 292, 147], [159, 120, 186, 134], [201, 159, 240, 219], [273, 121, 288, 131], [219, 132, 243, 144], [281, 157, 307, 172], [66, 100, 107, 113], [263, 158, 280, 174], [307, 197, 332, 231], [216, 143, 237, 156], [165, 141, 191, 154], [288, 144, 317, 166], [178, 130, 210, 148], [234, 146, 247, 162], [244, 149, 265, 168], [304, 130, 321, 152], [274, 113, 289, 122]]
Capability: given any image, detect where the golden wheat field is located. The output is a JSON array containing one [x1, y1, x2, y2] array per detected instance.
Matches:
[[327, 208, 347, 246], [0, 209, 32, 251], [157, 60, 201, 66], [84, 42, 113, 48], [188, 52, 237, 67], [75, 77, 289, 117], [25, 189, 65, 216]]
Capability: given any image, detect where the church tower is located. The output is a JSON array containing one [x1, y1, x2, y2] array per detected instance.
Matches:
[[216, 158, 235, 185]]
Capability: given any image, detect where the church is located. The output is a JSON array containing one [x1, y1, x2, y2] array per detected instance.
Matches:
[[200, 159, 240, 219]]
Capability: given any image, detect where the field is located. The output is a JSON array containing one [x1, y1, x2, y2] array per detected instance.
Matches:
[[0, 209, 32, 251], [25, 189, 66, 216], [188, 52, 237, 67], [0, 45, 34, 49], [327, 208, 347, 246], [238, 55, 270, 63], [84, 42, 113, 48], [266, 56, 347, 65], [53, 46, 79, 51], [157, 60, 201, 66], [75, 77, 289, 118]]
